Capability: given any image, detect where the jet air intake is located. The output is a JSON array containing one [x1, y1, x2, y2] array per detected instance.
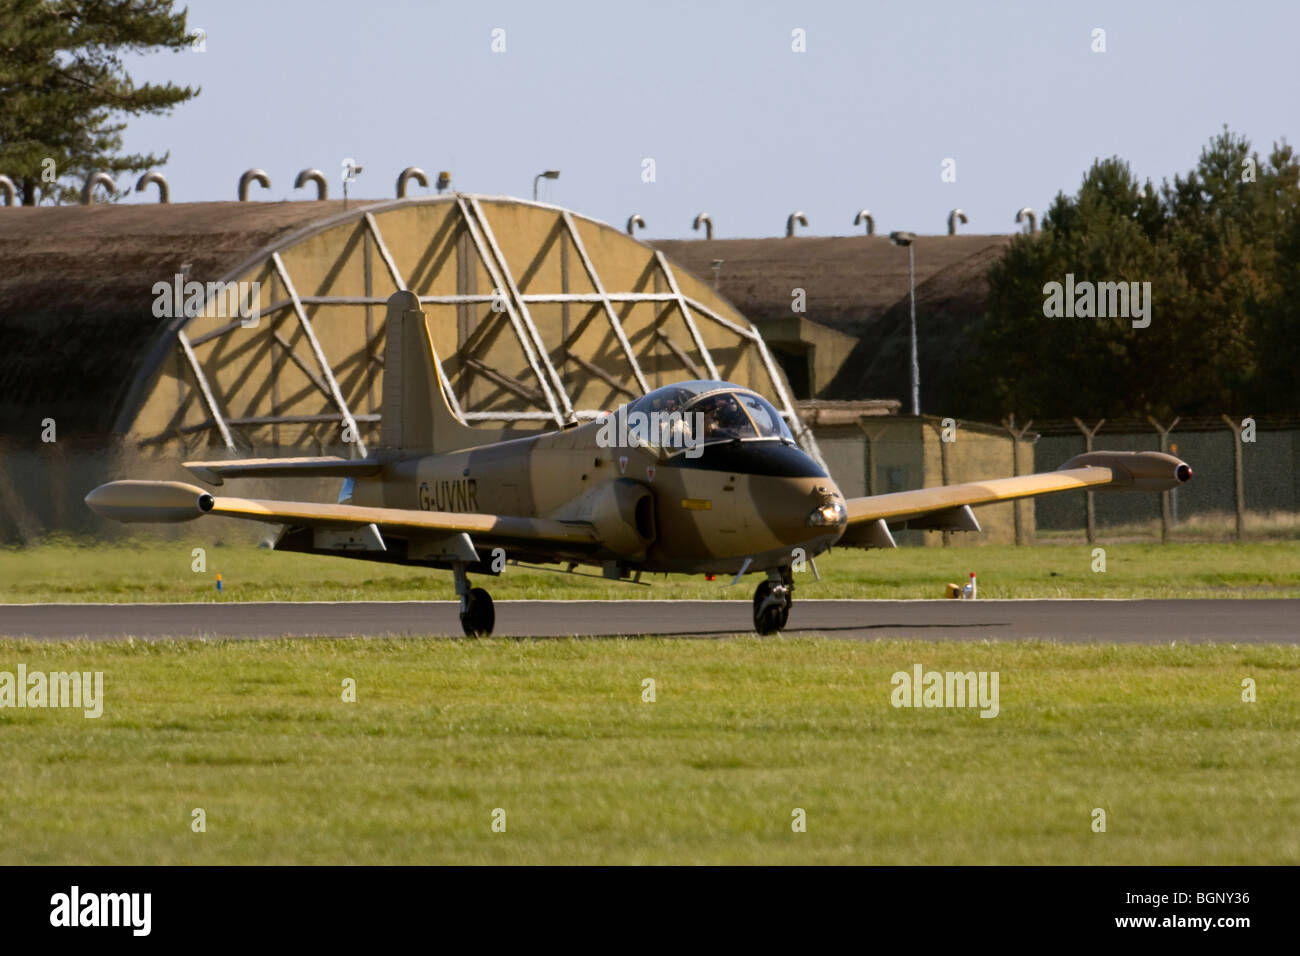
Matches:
[[85, 480, 214, 523], [578, 479, 656, 557]]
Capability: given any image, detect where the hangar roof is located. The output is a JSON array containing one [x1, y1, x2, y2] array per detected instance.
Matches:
[[650, 234, 1012, 336], [0, 200, 385, 439], [651, 234, 1015, 406]]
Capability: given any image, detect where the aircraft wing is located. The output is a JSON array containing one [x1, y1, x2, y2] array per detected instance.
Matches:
[[839, 451, 1191, 548], [84, 480, 598, 550]]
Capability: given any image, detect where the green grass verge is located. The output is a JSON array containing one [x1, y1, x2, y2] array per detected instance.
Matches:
[[2, 538, 1297, 603], [1, 637, 1296, 864]]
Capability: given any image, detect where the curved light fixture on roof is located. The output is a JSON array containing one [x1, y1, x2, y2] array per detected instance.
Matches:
[[0, 175, 15, 206], [134, 171, 170, 203], [81, 172, 116, 205], [294, 169, 328, 200], [533, 169, 560, 201], [853, 209, 874, 236], [785, 211, 808, 237], [692, 212, 713, 240], [238, 169, 271, 201], [397, 167, 428, 198], [947, 208, 968, 235], [1016, 206, 1038, 235], [626, 214, 646, 235]]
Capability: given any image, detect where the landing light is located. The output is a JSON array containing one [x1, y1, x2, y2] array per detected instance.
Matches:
[[807, 501, 847, 527]]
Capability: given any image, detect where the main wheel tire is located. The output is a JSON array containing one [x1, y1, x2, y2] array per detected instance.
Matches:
[[460, 586, 495, 637], [752, 581, 787, 635]]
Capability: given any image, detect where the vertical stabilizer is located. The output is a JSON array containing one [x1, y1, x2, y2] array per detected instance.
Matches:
[[380, 291, 494, 454]]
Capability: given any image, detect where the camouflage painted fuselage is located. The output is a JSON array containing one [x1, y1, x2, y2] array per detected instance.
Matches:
[[349, 418, 846, 575]]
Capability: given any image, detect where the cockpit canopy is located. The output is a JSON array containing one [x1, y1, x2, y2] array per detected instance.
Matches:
[[618, 380, 794, 455]]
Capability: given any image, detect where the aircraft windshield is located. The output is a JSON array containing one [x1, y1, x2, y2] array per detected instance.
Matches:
[[687, 390, 793, 444], [619, 382, 794, 453], [735, 392, 793, 440]]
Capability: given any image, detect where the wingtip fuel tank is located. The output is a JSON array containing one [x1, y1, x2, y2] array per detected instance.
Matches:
[[1057, 451, 1192, 492], [85, 480, 214, 523]]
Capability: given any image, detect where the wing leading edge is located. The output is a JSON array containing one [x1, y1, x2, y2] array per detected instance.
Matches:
[[839, 451, 1191, 549]]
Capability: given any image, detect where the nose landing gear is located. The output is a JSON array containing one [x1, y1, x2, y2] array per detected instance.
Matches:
[[752, 567, 793, 635], [454, 563, 495, 637]]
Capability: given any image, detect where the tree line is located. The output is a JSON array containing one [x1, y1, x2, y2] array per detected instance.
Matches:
[[956, 128, 1300, 422]]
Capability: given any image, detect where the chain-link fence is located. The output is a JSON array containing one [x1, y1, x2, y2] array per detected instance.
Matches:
[[1033, 417, 1298, 540]]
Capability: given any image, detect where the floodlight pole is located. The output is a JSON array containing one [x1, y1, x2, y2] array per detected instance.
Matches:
[[533, 169, 560, 201], [890, 231, 920, 416], [907, 242, 919, 416]]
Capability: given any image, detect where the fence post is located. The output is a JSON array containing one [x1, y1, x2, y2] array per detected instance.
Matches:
[[857, 422, 887, 498], [1002, 415, 1034, 546], [1072, 418, 1105, 544], [931, 419, 953, 547], [1148, 416, 1180, 543], [1221, 415, 1245, 540]]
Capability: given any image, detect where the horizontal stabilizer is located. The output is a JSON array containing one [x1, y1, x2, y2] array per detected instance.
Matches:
[[183, 456, 384, 486]]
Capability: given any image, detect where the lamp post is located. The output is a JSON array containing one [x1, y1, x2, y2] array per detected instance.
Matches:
[[341, 158, 363, 211], [533, 169, 560, 201], [889, 231, 919, 415]]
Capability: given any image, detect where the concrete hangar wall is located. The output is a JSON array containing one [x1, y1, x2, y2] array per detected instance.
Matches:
[[0, 194, 1025, 547]]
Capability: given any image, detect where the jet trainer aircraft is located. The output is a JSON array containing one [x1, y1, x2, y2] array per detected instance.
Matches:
[[87, 291, 1193, 636]]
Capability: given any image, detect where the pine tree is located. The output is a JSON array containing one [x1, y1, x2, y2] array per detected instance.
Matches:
[[0, 0, 198, 205]]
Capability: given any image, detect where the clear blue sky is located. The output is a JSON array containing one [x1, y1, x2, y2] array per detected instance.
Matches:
[[118, 0, 1297, 239]]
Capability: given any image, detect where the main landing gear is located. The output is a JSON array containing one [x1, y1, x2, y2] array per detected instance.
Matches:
[[752, 567, 793, 635], [454, 563, 495, 637]]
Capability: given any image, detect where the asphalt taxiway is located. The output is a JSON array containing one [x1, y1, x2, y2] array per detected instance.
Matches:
[[0, 599, 1294, 642]]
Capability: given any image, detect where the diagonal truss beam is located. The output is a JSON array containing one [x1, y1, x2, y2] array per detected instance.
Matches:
[[680, 293, 758, 341], [364, 212, 407, 292], [560, 210, 650, 395], [466, 197, 573, 420], [176, 329, 236, 451], [654, 251, 720, 380], [456, 196, 569, 426], [271, 251, 367, 457]]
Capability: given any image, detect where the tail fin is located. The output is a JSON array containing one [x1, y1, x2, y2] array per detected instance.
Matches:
[[380, 291, 494, 454]]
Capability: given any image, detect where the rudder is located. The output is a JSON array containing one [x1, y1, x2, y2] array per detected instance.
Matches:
[[380, 290, 495, 454]]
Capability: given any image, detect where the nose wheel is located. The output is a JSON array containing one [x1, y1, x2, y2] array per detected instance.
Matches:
[[753, 573, 792, 635]]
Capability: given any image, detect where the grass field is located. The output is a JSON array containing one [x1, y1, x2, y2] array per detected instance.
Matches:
[[1, 637, 1296, 865], [2, 537, 1298, 603]]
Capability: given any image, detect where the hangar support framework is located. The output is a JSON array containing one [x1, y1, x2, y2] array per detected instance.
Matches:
[[120, 194, 823, 467]]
